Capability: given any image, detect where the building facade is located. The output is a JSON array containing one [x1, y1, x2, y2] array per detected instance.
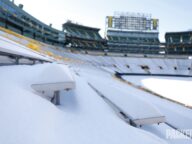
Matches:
[[105, 12, 162, 54]]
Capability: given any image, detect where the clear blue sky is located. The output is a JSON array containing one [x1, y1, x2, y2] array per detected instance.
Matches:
[[15, 0, 192, 41]]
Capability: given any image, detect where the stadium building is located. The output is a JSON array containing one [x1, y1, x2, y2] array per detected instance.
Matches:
[[0, 0, 65, 46], [0, 0, 191, 57], [165, 31, 192, 55], [105, 12, 162, 54], [63, 21, 106, 51]]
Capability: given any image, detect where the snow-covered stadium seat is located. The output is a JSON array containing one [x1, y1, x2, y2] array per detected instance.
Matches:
[[31, 64, 76, 104]]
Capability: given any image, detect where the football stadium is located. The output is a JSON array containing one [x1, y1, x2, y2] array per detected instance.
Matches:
[[0, 0, 192, 144]]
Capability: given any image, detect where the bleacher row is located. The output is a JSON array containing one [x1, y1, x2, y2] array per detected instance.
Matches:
[[63, 52, 192, 76], [107, 36, 159, 44], [166, 47, 192, 55], [108, 45, 163, 54], [64, 23, 102, 41], [67, 39, 105, 49]]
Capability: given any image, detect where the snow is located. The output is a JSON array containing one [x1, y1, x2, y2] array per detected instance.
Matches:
[[0, 32, 192, 144], [122, 76, 192, 107], [121, 75, 192, 138], [0, 64, 167, 144], [78, 67, 166, 125], [69, 64, 192, 143], [31, 64, 75, 87], [142, 123, 192, 144], [31, 64, 76, 99]]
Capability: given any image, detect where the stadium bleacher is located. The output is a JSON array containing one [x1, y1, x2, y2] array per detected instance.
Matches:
[[106, 30, 162, 54], [63, 21, 107, 50], [0, 0, 65, 46], [165, 31, 192, 55]]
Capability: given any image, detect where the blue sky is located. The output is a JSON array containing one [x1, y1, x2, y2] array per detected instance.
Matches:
[[15, 0, 192, 41]]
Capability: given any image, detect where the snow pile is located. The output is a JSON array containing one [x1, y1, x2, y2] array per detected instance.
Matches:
[[35, 64, 75, 84], [31, 64, 75, 93]]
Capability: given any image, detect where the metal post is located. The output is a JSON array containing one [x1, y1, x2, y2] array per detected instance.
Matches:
[[15, 57, 19, 65], [52, 91, 60, 105], [32, 60, 36, 65]]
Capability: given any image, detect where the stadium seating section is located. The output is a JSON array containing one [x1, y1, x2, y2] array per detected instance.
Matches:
[[106, 30, 162, 54], [63, 22, 106, 50], [165, 32, 192, 55], [0, 0, 65, 46]]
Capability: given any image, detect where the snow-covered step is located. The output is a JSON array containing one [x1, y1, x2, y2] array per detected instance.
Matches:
[[86, 77, 166, 127]]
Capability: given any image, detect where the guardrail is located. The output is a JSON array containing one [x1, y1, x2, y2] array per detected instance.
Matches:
[[115, 72, 192, 78], [0, 51, 50, 66]]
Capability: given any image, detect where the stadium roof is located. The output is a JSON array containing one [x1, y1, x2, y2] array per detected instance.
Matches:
[[63, 21, 100, 32], [165, 31, 192, 35]]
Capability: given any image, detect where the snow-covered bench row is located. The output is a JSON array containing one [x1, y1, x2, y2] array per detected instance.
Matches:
[[0, 35, 53, 64], [65, 53, 192, 76], [83, 72, 166, 127]]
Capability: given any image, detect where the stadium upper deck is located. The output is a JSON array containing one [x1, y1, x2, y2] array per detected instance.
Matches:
[[106, 30, 161, 54], [0, 0, 65, 46], [105, 13, 162, 54], [63, 21, 107, 50], [165, 31, 192, 55]]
